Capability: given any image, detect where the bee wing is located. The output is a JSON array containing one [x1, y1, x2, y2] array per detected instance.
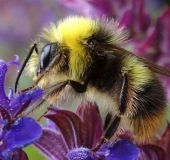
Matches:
[[139, 57, 170, 77], [112, 45, 170, 77]]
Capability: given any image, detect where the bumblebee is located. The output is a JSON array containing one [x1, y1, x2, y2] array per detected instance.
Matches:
[[15, 16, 170, 145]]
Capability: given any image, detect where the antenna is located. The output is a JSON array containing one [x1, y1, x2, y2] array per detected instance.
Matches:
[[14, 44, 38, 93]]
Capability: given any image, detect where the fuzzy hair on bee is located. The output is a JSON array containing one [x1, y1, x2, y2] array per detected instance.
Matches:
[[16, 16, 170, 145]]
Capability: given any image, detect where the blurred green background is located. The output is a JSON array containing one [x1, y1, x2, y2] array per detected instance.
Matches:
[[0, 0, 168, 159]]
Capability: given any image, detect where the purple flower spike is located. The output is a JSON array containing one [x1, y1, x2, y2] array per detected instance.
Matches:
[[35, 102, 139, 160], [0, 58, 43, 160], [0, 57, 43, 118]]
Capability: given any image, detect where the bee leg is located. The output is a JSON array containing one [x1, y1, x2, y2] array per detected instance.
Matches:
[[69, 80, 88, 93], [104, 112, 112, 130], [91, 115, 121, 153], [37, 104, 52, 122], [104, 73, 128, 138], [91, 73, 128, 152], [19, 85, 35, 93]]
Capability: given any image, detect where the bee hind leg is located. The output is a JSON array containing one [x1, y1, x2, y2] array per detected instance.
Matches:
[[91, 73, 128, 152]]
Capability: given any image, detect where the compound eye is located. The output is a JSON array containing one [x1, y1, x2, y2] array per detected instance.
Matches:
[[37, 43, 56, 74]]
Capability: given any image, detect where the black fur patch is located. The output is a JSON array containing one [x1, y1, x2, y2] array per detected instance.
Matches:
[[133, 79, 166, 118], [88, 51, 121, 92], [88, 26, 113, 45]]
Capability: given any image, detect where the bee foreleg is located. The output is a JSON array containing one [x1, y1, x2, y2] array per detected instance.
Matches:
[[37, 104, 52, 122]]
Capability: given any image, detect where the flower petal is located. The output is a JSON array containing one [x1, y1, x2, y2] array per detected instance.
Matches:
[[48, 107, 83, 147], [76, 102, 103, 148], [97, 140, 138, 160], [6, 117, 42, 149], [138, 145, 166, 160], [8, 87, 14, 101], [34, 129, 69, 160], [9, 88, 43, 117], [0, 60, 10, 108], [45, 108, 81, 149]]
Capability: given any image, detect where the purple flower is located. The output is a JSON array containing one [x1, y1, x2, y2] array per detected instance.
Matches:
[[34, 102, 139, 160], [0, 58, 43, 160]]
